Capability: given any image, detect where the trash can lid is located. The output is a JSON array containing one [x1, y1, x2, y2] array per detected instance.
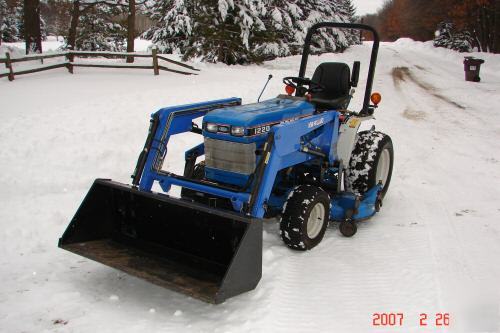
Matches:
[[464, 57, 485, 64]]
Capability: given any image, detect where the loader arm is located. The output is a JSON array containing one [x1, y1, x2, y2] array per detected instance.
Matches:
[[132, 98, 242, 190]]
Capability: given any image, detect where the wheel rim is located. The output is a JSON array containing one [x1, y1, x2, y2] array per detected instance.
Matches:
[[376, 148, 391, 188], [307, 203, 325, 239]]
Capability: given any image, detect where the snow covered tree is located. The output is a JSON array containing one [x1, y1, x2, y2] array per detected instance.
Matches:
[[434, 22, 473, 52], [64, 0, 142, 55], [251, 0, 302, 59], [1, 0, 20, 43], [183, 0, 268, 64], [68, 0, 145, 61], [65, 0, 100, 51], [250, 0, 360, 59], [142, 0, 192, 54], [434, 22, 453, 48], [344, 0, 356, 22], [342, 0, 360, 45], [144, 0, 357, 64], [73, 4, 126, 51], [258, 0, 354, 57], [144, 0, 268, 64]]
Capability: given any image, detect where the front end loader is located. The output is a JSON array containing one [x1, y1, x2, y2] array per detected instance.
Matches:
[[59, 23, 394, 304]]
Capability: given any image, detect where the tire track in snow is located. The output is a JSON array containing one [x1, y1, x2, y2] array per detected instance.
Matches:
[[387, 43, 500, 134], [387, 44, 499, 144], [392, 66, 466, 110], [389, 63, 486, 134]]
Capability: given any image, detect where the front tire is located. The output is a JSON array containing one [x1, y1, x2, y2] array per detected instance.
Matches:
[[345, 131, 394, 198], [280, 185, 330, 251]]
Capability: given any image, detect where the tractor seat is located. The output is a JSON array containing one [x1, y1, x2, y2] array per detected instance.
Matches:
[[311, 62, 351, 109]]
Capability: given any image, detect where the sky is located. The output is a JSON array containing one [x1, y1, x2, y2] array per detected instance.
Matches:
[[352, 0, 386, 16]]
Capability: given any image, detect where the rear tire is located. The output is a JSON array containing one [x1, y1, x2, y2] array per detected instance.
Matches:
[[345, 131, 394, 198], [280, 185, 330, 251]]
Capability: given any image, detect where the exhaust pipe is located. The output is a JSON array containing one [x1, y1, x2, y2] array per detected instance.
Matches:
[[59, 179, 262, 304]]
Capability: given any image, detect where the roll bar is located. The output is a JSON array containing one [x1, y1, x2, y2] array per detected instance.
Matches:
[[298, 22, 380, 115]]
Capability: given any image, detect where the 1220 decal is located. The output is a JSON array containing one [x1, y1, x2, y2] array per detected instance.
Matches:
[[372, 313, 450, 327]]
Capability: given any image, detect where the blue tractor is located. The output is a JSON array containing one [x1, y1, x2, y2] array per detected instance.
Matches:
[[59, 23, 394, 304]]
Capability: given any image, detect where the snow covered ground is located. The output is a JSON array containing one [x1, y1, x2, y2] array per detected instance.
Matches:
[[1, 40, 500, 332]]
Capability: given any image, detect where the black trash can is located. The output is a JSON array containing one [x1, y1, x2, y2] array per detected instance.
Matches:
[[463, 57, 485, 82]]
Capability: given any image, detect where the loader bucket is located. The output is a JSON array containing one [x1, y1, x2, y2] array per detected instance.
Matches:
[[59, 179, 262, 304]]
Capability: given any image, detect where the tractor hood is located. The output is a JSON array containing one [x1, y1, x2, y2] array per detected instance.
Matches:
[[203, 97, 314, 143]]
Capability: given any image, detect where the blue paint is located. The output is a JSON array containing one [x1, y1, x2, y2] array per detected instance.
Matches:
[[204, 97, 315, 128], [330, 185, 381, 221], [136, 96, 383, 222]]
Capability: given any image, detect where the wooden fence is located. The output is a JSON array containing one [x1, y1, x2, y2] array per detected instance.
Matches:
[[0, 48, 200, 81]]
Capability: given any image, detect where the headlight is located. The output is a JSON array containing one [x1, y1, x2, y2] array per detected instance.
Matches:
[[205, 123, 218, 133], [231, 126, 245, 136]]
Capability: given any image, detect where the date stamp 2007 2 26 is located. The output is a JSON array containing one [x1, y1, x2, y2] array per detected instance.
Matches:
[[372, 313, 450, 327]]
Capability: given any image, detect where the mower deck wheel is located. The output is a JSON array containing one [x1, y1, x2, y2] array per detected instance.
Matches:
[[339, 220, 357, 237]]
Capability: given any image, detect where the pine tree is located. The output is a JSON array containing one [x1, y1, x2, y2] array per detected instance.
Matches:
[[184, 0, 268, 64], [344, 0, 356, 22], [143, 0, 193, 54], [342, 0, 360, 45], [144, 0, 268, 64], [72, 4, 126, 51], [252, 0, 302, 59], [144, 0, 357, 64], [434, 21, 473, 52], [252, 0, 359, 59], [263, 0, 353, 55], [1, 0, 20, 43], [301, 0, 350, 53], [434, 22, 453, 48]]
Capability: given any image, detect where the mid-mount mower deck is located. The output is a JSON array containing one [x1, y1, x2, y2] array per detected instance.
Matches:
[[59, 22, 394, 304]]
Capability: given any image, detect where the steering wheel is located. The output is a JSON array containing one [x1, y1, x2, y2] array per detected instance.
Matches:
[[283, 77, 325, 93]]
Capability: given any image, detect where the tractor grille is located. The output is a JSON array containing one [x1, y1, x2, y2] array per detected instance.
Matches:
[[204, 138, 256, 175]]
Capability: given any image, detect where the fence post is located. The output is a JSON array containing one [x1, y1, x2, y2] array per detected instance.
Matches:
[[66, 52, 74, 74], [5, 52, 15, 81], [152, 47, 159, 76]]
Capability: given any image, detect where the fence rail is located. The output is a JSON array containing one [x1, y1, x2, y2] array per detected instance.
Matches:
[[0, 49, 199, 81]]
